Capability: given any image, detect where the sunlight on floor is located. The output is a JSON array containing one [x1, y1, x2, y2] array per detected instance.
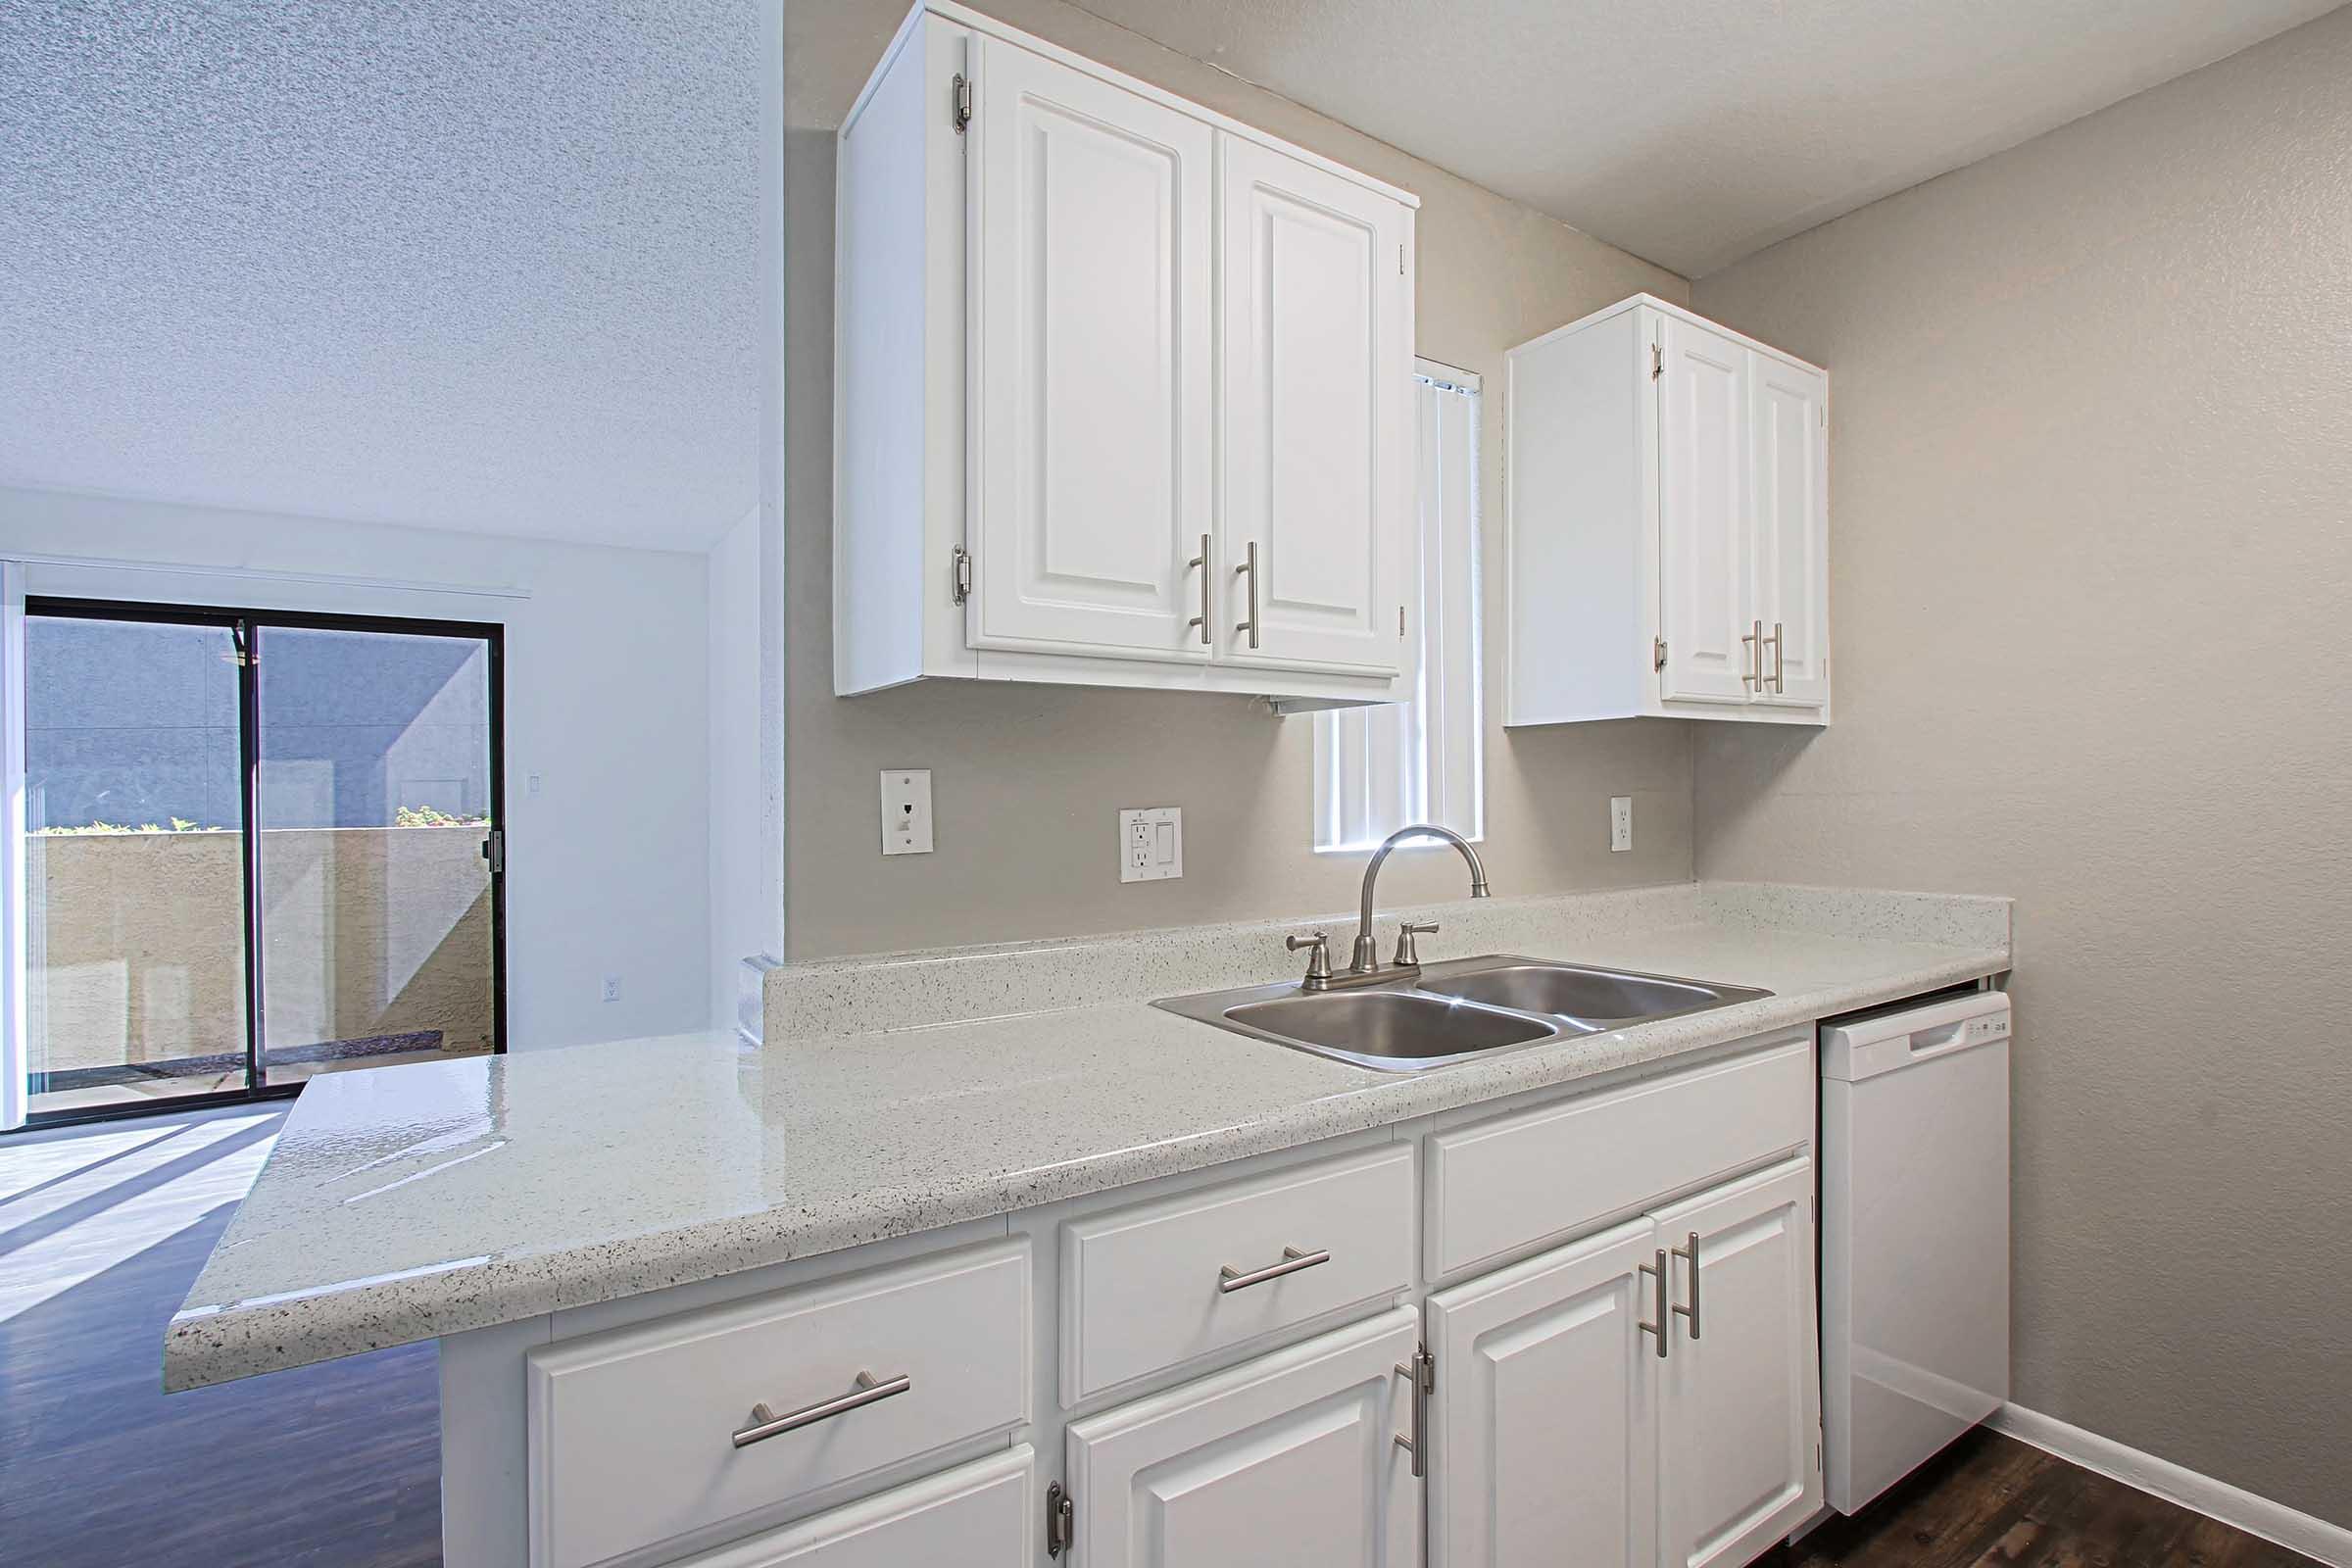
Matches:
[[0, 1111, 282, 1324]]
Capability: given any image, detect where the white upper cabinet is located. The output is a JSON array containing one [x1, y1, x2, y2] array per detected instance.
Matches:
[[1748, 352, 1830, 710], [1219, 136, 1408, 676], [834, 1, 1418, 705], [969, 37, 1214, 664], [1657, 315, 1755, 708], [1503, 294, 1830, 726]]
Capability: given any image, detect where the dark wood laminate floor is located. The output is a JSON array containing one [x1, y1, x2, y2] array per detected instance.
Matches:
[[1790, 1427, 2327, 1568], [0, 1107, 440, 1568], [2, 1109, 2328, 1568]]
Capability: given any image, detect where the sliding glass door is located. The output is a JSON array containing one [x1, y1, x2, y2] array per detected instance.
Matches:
[[20, 602, 504, 1121], [255, 625, 502, 1086], [22, 612, 251, 1115]]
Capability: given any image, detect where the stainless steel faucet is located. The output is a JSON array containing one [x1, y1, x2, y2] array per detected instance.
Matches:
[[1290, 823, 1491, 990]]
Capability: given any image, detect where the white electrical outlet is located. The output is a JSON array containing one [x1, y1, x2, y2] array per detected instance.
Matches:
[[1119, 807, 1183, 882], [601, 976, 621, 1003], [1609, 796, 1634, 853], [880, 769, 934, 856]]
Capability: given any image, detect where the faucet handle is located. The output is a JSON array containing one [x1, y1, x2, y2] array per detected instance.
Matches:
[[1394, 920, 1441, 967], [1286, 931, 1333, 987]]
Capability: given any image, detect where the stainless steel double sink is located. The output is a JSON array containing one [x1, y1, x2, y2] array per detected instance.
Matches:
[[1153, 955, 1771, 1073]]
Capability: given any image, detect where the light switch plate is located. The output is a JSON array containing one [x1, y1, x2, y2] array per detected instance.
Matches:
[[1609, 796, 1633, 853], [1119, 807, 1182, 882], [880, 769, 934, 856]]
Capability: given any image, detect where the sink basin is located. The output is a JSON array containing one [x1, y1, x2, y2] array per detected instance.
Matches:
[[1152, 954, 1770, 1073], [1222, 991, 1554, 1071], [1417, 961, 1764, 1025]]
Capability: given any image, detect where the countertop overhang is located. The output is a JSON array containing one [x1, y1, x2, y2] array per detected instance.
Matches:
[[164, 881, 2010, 1392]]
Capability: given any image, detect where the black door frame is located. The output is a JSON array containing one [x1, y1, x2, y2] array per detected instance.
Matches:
[[16, 596, 509, 1129]]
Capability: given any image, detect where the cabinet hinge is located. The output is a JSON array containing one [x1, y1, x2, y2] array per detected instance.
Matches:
[[1045, 1481, 1075, 1557], [951, 72, 972, 134], [1398, 605, 1406, 638], [951, 545, 972, 605], [1399, 243, 1405, 275], [1653, 636, 1668, 671], [1651, 343, 1664, 379]]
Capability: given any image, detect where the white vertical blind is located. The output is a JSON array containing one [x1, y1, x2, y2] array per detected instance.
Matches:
[[1314, 368, 1484, 852], [1, 562, 26, 1129]]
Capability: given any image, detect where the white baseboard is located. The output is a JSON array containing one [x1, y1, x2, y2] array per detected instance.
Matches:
[[1989, 1403, 2352, 1568]]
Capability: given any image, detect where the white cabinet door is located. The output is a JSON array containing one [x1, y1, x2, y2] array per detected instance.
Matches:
[[1652, 1157, 1822, 1568], [1218, 134, 1407, 675], [1065, 1306, 1422, 1568], [676, 1447, 1033, 1567], [1424, 1220, 1659, 1568], [1748, 355, 1829, 710], [970, 36, 1215, 663], [1656, 314, 1754, 706]]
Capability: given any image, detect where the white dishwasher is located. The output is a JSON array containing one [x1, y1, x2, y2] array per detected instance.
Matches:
[[1820, 990, 2011, 1514]]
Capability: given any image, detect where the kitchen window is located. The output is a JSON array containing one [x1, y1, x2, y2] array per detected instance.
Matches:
[[1312, 361, 1485, 852]]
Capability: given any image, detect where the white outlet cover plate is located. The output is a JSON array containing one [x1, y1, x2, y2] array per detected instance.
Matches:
[[1609, 795, 1633, 853], [1119, 807, 1182, 883], [881, 769, 934, 856]]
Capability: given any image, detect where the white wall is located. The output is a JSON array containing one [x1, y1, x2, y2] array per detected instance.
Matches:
[[1, 484, 712, 1050]]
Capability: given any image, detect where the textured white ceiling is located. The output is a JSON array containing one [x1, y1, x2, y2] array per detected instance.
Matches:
[[0, 0, 760, 551], [1069, 0, 2343, 276]]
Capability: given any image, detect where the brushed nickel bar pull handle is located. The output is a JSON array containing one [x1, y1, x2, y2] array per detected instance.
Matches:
[[1188, 533, 1210, 645], [1671, 1230, 1701, 1340], [1741, 622, 1759, 689], [1772, 621, 1786, 693], [1393, 1346, 1434, 1478], [732, 1370, 911, 1448], [1638, 1248, 1669, 1358], [1235, 540, 1259, 649], [1218, 1244, 1328, 1293]]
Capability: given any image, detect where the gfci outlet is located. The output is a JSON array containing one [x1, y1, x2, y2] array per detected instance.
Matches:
[[1610, 796, 1634, 853], [1119, 807, 1183, 883]]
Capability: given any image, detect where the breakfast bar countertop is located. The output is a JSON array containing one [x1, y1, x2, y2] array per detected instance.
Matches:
[[164, 880, 2011, 1392]]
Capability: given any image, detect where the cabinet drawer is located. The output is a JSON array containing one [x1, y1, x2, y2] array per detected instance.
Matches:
[[1059, 1142, 1415, 1404], [527, 1239, 1029, 1568], [665, 1446, 1033, 1567], [1427, 1036, 1812, 1280]]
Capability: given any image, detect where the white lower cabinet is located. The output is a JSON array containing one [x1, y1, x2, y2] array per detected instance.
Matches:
[[1655, 1157, 1824, 1568], [1423, 1157, 1821, 1568], [1063, 1305, 1423, 1568], [667, 1447, 1033, 1567], [500, 1043, 1830, 1568], [1426, 1218, 1661, 1568]]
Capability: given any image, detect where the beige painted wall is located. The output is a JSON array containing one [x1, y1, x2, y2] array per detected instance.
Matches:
[[783, 0, 1693, 958], [1691, 8, 2352, 1529], [28, 827, 494, 1071]]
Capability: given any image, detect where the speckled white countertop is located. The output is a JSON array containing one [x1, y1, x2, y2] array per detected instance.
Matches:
[[164, 881, 2009, 1392]]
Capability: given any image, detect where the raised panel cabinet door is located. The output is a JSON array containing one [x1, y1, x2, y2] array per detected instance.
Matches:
[[1064, 1305, 1422, 1568], [1652, 1157, 1823, 1568], [1424, 1219, 1660, 1568], [970, 36, 1216, 663], [676, 1447, 1033, 1567], [1219, 134, 1407, 675], [1748, 354, 1829, 710], [1656, 313, 1754, 706]]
